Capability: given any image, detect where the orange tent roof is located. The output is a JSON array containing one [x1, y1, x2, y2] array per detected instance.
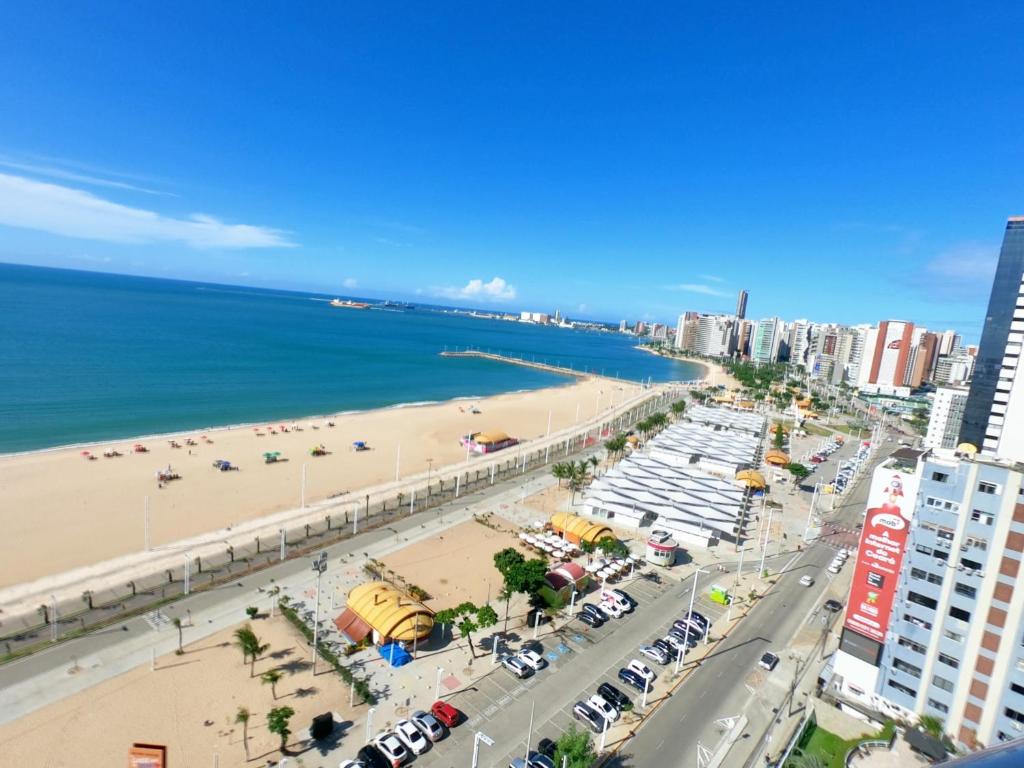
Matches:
[[764, 449, 790, 466], [550, 512, 613, 544]]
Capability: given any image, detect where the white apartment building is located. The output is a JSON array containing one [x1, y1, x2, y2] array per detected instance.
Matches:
[[693, 314, 735, 357], [750, 317, 784, 364], [924, 386, 970, 450]]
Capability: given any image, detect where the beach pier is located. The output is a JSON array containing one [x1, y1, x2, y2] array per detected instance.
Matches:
[[439, 348, 593, 378]]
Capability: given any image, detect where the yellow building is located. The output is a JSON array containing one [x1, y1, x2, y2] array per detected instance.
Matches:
[[550, 512, 613, 545], [334, 582, 433, 645]]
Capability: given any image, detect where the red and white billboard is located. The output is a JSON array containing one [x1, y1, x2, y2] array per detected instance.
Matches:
[[843, 465, 920, 643]]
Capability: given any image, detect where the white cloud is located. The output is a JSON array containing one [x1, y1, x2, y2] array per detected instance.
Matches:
[[911, 242, 998, 302], [666, 283, 730, 297], [0, 156, 169, 196], [698, 274, 725, 283], [433, 276, 517, 302], [0, 172, 295, 249], [342, 277, 358, 288]]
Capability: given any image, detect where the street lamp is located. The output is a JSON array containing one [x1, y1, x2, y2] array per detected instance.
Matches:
[[310, 551, 328, 675], [680, 566, 709, 671], [365, 707, 377, 743], [426, 457, 434, 500], [435, 666, 444, 700], [471, 731, 495, 768]]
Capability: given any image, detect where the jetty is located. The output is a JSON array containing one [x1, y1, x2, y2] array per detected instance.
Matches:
[[439, 348, 594, 378]]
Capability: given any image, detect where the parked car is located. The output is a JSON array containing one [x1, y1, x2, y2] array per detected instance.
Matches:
[[394, 720, 430, 755], [611, 588, 637, 607], [356, 745, 392, 768], [581, 603, 609, 621], [430, 700, 461, 728], [578, 611, 603, 628], [502, 655, 532, 678], [601, 590, 632, 612], [536, 738, 557, 758], [673, 619, 705, 638], [410, 710, 445, 742], [799, 575, 814, 587], [627, 659, 656, 681], [824, 599, 844, 612], [759, 652, 780, 671], [639, 643, 669, 665], [517, 648, 547, 671], [601, 599, 626, 619], [683, 610, 710, 632], [597, 682, 631, 710], [338, 761, 365, 768], [527, 753, 555, 768], [827, 561, 842, 574], [587, 694, 620, 722], [572, 701, 606, 733], [618, 667, 652, 693], [652, 638, 674, 657], [373, 732, 410, 767]]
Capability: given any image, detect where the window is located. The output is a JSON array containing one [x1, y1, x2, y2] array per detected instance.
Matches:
[[898, 636, 927, 654], [950, 606, 971, 622], [934, 675, 955, 692], [928, 698, 950, 714], [904, 613, 933, 630], [965, 536, 988, 551], [944, 629, 965, 643], [908, 591, 938, 610], [955, 583, 978, 598], [925, 497, 960, 512], [893, 658, 923, 678], [937, 528, 955, 541], [1005, 707, 1024, 724], [978, 482, 999, 495], [962, 557, 983, 571], [916, 544, 934, 557], [888, 679, 917, 697], [938, 652, 960, 669], [927, 572, 944, 585], [911, 567, 927, 581], [934, 549, 949, 562], [1011, 682, 1024, 696], [971, 510, 994, 526], [932, 471, 950, 482]]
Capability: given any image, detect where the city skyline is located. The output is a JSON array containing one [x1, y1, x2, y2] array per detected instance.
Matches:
[[1, 4, 1022, 330]]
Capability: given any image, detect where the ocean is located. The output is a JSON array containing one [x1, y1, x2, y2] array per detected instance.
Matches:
[[0, 263, 702, 454]]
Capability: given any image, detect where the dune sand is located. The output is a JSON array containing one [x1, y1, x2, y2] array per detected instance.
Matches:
[[0, 377, 644, 589]]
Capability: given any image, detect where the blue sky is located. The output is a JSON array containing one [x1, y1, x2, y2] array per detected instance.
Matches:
[[0, 3, 1021, 337]]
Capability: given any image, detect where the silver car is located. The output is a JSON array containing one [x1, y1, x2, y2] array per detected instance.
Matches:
[[410, 710, 445, 742]]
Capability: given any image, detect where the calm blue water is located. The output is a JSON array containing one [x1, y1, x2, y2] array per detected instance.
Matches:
[[0, 263, 702, 453]]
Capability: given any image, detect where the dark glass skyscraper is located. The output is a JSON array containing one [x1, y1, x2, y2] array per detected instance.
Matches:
[[959, 218, 1024, 453]]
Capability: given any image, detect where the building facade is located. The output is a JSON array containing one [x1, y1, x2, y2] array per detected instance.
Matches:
[[860, 320, 915, 395], [735, 289, 748, 320], [750, 317, 784, 365], [959, 218, 1024, 457], [924, 387, 970, 450], [693, 314, 735, 357]]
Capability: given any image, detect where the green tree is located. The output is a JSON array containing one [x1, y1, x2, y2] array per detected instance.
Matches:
[[551, 462, 570, 488], [235, 706, 251, 760], [795, 753, 827, 768], [670, 400, 686, 417], [172, 616, 184, 655], [596, 536, 628, 558], [773, 423, 785, 449], [554, 724, 597, 768], [261, 668, 284, 700], [493, 549, 549, 632], [603, 434, 627, 463], [266, 705, 295, 753], [919, 714, 945, 739], [234, 624, 270, 677], [435, 602, 498, 660], [785, 463, 811, 483]]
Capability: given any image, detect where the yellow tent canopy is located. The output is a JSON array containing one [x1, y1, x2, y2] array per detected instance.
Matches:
[[957, 442, 978, 455], [550, 512, 613, 545], [474, 431, 510, 445], [765, 449, 790, 466], [345, 582, 434, 643], [735, 469, 766, 489]]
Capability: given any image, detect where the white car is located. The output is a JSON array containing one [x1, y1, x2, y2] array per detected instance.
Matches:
[[799, 575, 814, 587], [587, 694, 620, 722], [601, 600, 626, 619], [373, 732, 410, 766], [517, 648, 547, 671], [827, 562, 842, 574], [502, 655, 532, 678], [837, 549, 849, 560], [627, 659, 656, 682], [601, 590, 631, 612], [394, 719, 429, 755]]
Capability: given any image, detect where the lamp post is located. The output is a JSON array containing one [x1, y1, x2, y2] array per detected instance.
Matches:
[[471, 731, 495, 768], [681, 566, 709, 669], [426, 458, 434, 500], [803, 482, 820, 542], [365, 707, 377, 743], [311, 551, 328, 674], [435, 666, 444, 700]]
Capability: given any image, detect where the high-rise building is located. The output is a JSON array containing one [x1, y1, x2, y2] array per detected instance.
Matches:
[[934, 350, 977, 385], [750, 318, 784, 364], [788, 319, 812, 367], [693, 314, 735, 357], [924, 386, 970, 449], [674, 312, 700, 351], [850, 324, 878, 387], [736, 319, 753, 358], [959, 217, 1024, 456], [634, 321, 647, 336], [735, 289, 748, 320], [618, 319, 628, 333], [905, 331, 939, 389], [858, 320, 915, 394]]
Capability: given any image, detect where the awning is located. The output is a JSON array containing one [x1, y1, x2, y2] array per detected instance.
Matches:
[[333, 608, 372, 643]]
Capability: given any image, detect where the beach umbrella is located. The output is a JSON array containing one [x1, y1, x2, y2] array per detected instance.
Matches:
[[81, 450, 90, 456], [518, 532, 529, 540]]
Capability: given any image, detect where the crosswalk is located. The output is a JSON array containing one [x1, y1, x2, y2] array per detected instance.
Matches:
[[143, 610, 171, 631]]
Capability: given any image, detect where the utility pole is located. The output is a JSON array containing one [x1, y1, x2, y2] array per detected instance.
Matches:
[[311, 552, 327, 674]]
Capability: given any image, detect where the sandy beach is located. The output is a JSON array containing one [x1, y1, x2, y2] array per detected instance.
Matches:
[[0, 377, 644, 589]]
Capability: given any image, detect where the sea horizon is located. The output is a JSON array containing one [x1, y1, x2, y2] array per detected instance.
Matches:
[[0, 263, 703, 454]]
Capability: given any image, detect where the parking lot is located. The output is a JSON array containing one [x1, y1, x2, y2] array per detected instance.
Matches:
[[406, 565, 736, 767]]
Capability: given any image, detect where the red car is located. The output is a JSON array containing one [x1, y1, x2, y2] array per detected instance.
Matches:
[[430, 700, 461, 728], [809, 456, 825, 464]]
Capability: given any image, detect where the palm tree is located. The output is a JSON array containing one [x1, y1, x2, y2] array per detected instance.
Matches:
[[551, 462, 570, 487], [795, 755, 827, 768], [172, 617, 184, 655], [603, 434, 627, 463], [267, 705, 295, 754], [261, 669, 284, 700], [235, 706, 251, 760], [234, 624, 270, 677]]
